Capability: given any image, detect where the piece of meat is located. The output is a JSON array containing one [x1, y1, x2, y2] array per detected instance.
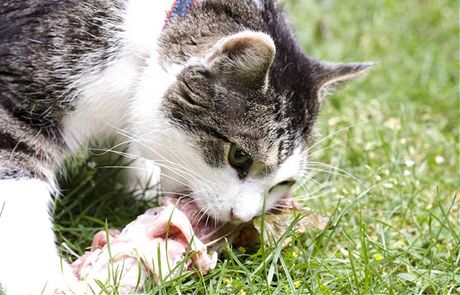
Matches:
[[71, 204, 217, 294], [71, 195, 327, 294]]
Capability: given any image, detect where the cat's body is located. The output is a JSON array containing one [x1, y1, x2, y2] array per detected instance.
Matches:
[[0, 0, 370, 293]]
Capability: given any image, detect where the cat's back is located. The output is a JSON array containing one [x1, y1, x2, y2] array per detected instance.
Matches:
[[0, 0, 123, 130]]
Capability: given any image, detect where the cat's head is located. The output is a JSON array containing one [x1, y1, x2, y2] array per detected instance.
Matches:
[[149, 31, 371, 223]]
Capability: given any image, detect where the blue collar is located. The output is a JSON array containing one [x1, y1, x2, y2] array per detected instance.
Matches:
[[165, 0, 199, 27]]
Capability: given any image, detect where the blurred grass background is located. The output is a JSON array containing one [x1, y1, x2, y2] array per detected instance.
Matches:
[[53, 0, 459, 293]]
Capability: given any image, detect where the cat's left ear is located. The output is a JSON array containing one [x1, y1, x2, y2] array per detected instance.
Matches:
[[205, 31, 276, 91], [313, 62, 375, 101]]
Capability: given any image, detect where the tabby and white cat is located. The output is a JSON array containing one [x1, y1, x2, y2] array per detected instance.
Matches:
[[0, 0, 371, 293]]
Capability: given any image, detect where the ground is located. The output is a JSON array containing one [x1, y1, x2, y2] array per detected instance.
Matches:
[[54, 0, 459, 294]]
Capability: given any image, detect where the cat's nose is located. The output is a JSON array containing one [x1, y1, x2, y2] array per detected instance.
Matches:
[[229, 208, 251, 223]]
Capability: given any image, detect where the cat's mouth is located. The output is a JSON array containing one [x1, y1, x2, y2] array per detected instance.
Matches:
[[160, 191, 294, 245]]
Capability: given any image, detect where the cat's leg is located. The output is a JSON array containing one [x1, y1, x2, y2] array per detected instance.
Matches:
[[0, 114, 80, 294]]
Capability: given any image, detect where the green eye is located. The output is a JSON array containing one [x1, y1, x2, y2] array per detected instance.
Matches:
[[228, 144, 252, 169]]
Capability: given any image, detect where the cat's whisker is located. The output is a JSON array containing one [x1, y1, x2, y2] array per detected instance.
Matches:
[[94, 148, 205, 190], [297, 172, 330, 190], [188, 197, 207, 221], [307, 163, 366, 187], [302, 187, 333, 201], [298, 172, 323, 190], [307, 124, 358, 152], [99, 164, 196, 191], [195, 206, 211, 228], [103, 128, 205, 178], [308, 142, 340, 158], [94, 150, 196, 187], [203, 208, 212, 231], [298, 183, 330, 195], [160, 191, 209, 200], [153, 145, 223, 189]]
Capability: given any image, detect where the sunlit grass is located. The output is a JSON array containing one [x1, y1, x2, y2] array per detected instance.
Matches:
[[53, 0, 459, 293]]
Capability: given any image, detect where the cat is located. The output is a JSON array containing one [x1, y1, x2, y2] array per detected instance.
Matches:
[[0, 0, 371, 293]]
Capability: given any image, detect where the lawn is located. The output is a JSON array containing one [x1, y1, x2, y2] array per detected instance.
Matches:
[[53, 0, 459, 294]]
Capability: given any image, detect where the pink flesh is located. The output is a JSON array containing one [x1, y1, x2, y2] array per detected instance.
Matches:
[[90, 229, 120, 251], [71, 204, 217, 289]]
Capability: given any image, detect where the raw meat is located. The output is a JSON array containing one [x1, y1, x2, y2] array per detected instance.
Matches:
[[70, 196, 327, 294], [71, 203, 217, 294]]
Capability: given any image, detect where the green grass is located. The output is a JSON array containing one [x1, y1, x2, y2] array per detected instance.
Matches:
[[54, 0, 459, 294]]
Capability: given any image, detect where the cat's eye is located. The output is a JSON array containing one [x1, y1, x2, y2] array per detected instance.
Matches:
[[228, 144, 252, 170]]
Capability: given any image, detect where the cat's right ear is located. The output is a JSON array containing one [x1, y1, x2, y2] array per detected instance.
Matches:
[[312, 61, 375, 101], [205, 31, 276, 91]]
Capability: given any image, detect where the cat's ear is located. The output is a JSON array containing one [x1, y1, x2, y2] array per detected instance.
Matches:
[[313, 62, 375, 101], [206, 31, 276, 91]]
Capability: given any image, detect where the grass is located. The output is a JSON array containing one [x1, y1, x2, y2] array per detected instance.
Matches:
[[52, 0, 459, 294]]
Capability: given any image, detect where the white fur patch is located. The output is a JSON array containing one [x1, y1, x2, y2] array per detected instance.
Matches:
[[0, 179, 79, 294], [61, 55, 139, 150]]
